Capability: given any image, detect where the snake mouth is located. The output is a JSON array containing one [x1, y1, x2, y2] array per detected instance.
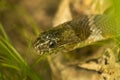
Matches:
[[34, 44, 46, 55], [33, 39, 81, 55], [34, 42, 55, 55]]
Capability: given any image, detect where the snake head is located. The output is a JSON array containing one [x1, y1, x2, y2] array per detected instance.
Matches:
[[33, 22, 82, 55], [33, 33, 59, 55], [33, 26, 67, 55]]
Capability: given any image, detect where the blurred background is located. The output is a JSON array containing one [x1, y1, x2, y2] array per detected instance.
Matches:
[[0, 0, 119, 80], [0, 0, 62, 80]]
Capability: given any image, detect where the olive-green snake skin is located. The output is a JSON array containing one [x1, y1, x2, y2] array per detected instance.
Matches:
[[33, 14, 116, 55]]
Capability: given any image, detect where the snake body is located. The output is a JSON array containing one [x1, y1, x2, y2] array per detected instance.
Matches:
[[33, 14, 116, 55]]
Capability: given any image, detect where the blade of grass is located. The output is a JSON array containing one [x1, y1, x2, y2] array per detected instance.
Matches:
[[0, 23, 9, 41], [0, 63, 20, 71], [0, 24, 43, 80]]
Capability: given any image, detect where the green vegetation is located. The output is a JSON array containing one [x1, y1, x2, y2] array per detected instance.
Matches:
[[0, 23, 43, 80], [0, 0, 53, 79]]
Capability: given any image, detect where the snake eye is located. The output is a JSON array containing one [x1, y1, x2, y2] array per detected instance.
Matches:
[[48, 40, 56, 48]]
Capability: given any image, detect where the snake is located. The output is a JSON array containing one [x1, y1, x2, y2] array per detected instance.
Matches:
[[33, 14, 117, 56]]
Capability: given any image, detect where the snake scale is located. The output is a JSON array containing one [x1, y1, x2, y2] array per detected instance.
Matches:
[[33, 14, 116, 56]]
